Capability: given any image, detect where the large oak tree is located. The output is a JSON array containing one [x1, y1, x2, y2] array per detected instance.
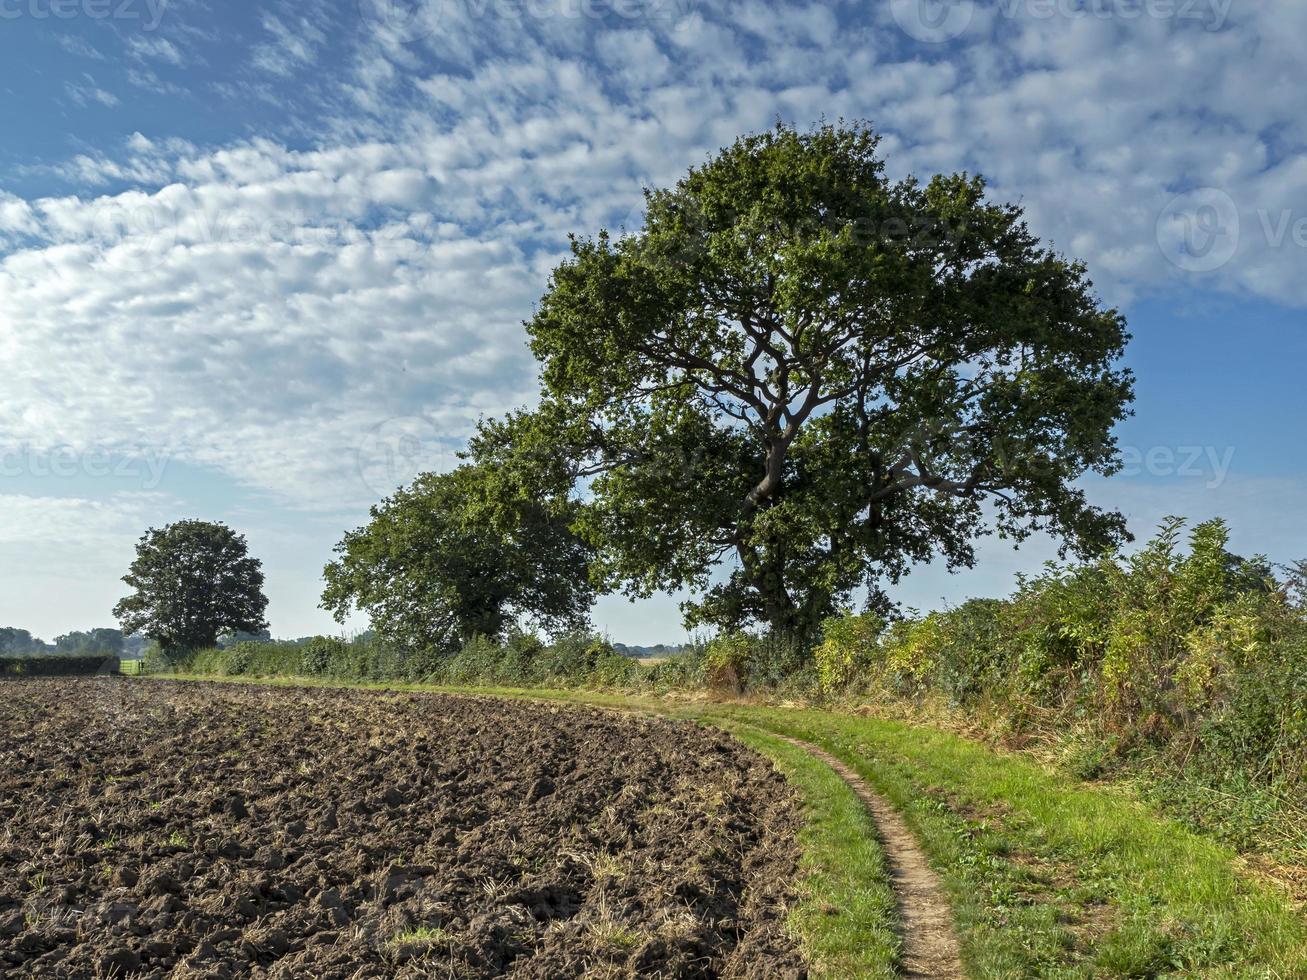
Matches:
[[479, 122, 1134, 639]]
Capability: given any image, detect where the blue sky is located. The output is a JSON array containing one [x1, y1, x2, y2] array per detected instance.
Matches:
[[1, 0, 1305, 642]]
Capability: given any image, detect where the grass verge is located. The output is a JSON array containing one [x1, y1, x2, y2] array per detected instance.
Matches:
[[146, 674, 1307, 977], [717, 723, 900, 978], [699, 705, 1307, 979]]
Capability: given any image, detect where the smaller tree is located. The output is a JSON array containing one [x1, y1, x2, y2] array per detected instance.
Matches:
[[113, 520, 269, 656], [321, 462, 593, 653]]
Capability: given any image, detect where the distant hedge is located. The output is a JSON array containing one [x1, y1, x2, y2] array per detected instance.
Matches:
[[0, 654, 119, 676], [175, 632, 708, 691]]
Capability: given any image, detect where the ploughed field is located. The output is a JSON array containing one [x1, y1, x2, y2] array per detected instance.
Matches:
[[0, 679, 803, 978]]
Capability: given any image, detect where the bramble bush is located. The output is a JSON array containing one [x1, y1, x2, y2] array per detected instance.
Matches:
[[813, 517, 1307, 853], [702, 631, 811, 692], [813, 612, 880, 692]]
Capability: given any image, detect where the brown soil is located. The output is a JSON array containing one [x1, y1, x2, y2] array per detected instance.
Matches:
[[776, 736, 965, 980], [0, 678, 805, 979]]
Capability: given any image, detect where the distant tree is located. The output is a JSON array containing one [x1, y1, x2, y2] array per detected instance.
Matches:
[[321, 462, 594, 653], [53, 628, 124, 656], [113, 520, 269, 656], [121, 633, 150, 659], [489, 121, 1133, 639], [0, 627, 46, 655]]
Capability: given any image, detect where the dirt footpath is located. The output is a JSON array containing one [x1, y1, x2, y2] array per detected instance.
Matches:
[[0, 679, 805, 978]]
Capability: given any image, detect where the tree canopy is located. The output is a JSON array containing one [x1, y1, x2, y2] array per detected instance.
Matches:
[[321, 461, 594, 652], [113, 520, 269, 655], [477, 121, 1133, 639], [0, 627, 43, 655], [54, 628, 124, 656]]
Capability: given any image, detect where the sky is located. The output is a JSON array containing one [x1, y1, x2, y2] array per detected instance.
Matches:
[[1, 0, 1304, 644]]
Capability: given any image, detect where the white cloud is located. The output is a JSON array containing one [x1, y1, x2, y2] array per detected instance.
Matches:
[[126, 35, 185, 66], [0, 138, 544, 515], [64, 75, 120, 108], [54, 34, 106, 60], [251, 4, 330, 77]]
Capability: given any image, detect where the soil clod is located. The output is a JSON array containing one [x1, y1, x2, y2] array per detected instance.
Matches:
[[0, 678, 805, 978]]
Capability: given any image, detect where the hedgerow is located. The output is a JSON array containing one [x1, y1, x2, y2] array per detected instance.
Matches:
[[172, 629, 700, 692], [814, 517, 1307, 855], [0, 654, 118, 676]]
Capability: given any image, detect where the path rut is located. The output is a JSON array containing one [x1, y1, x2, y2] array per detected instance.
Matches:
[[777, 735, 966, 979]]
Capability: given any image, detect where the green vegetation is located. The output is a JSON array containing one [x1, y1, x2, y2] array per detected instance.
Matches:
[[185, 634, 436, 683], [705, 703, 1307, 979], [1, 625, 142, 658], [321, 462, 593, 654], [814, 517, 1307, 860], [322, 120, 1133, 649], [114, 519, 268, 656], [496, 120, 1132, 640], [84, 120, 1305, 976], [168, 518, 1307, 870], [174, 629, 725, 699], [0, 627, 47, 655]]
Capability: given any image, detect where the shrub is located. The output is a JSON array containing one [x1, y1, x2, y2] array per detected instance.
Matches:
[[141, 642, 171, 673], [702, 633, 754, 692], [645, 647, 705, 689], [926, 600, 1008, 702], [743, 632, 812, 688], [441, 635, 505, 685], [497, 630, 544, 685], [0, 654, 118, 676], [590, 646, 639, 687], [299, 636, 344, 676], [536, 632, 603, 683], [814, 517, 1307, 854], [813, 612, 882, 692]]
